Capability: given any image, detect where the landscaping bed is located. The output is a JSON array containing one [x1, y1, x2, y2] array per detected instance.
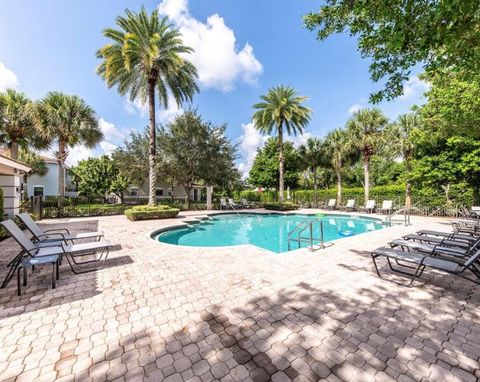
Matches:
[[125, 205, 180, 221]]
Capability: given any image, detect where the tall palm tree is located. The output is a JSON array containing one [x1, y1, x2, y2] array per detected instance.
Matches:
[[323, 128, 352, 206], [0, 89, 44, 159], [35, 92, 102, 198], [298, 137, 324, 206], [252, 85, 311, 202], [346, 108, 388, 201], [388, 113, 420, 209], [97, 7, 198, 206]]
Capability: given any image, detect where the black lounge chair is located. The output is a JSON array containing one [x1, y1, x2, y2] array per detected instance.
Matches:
[[371, 246, 480, 286], [402, 233, 475, 248], [17, 213, 103, 243]]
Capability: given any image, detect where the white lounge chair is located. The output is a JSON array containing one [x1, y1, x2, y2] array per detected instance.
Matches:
[[340, 199, 356, 212], [327, 199, 336, 210], [377, 200, 393, 214], [361, 200, 376, 213]]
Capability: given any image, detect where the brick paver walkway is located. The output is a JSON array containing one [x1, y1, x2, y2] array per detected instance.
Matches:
[[0, 211, 479, 382]]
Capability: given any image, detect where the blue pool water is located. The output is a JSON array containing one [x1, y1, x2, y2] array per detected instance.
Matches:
[[155, 213, 385, 253]]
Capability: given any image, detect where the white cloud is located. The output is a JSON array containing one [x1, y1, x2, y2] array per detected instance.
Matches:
[[99, 118, 125, 144], [348, 103, 363, 114], [400, 76, 430, 100], [158, 0, 263, 91], [65, 146, 95, 167], [237, 122, 269, 178], [0, 62, 19, 91], [236, 123, 313, 178]]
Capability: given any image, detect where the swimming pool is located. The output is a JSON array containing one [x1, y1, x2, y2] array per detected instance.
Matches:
[[154, 213, 385, 253]]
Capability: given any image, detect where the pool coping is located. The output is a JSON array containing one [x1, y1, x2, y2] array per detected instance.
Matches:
[[146, 210, 391, 255]]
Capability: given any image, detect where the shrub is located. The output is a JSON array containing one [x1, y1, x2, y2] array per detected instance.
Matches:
[[42, 204, 129, 219], [125, 205, 180, 221], [263, 202, 299, 211]]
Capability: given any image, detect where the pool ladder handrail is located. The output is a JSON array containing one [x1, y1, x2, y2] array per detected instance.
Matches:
[[385, 207, 411, 226], [287, 218, 325, 251]]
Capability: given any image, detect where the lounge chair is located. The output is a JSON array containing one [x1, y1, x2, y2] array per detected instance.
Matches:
[[326, 199, 336, 210], [241, 199, 250, 209], [360, 200, 376, 213], [339, 199, 356, 212], [228, 198, 240, 209], [377, 200, 393, 215], [388, 238, 476, 259], [371, 246, 480, 286], [1, 220, 112, 279], [403, 233, 476, 247], [220, 198, 230, 210], [17, 213, 103, 244], [471, 206, 480, 218]]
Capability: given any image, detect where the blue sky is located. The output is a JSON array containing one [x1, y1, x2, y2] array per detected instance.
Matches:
[[0, 0, 427, 175]]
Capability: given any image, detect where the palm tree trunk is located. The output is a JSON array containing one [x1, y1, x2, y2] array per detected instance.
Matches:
[[58, 139, 66, 200], [313, 167, 318, 206], [147, 80, 157, 206], [10, 140, 18, 160], [336, 164, 342, 206], [278, 123, 284, 203], [363, 155, 370, 202], [405, 159, 412, 209]]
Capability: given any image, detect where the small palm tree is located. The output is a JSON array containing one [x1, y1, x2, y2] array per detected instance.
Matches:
[[298, 137, 324, 206], [388, 113, 420, 209], [252, 85, 311, 202], [323, 128, 352, 206], [0, 89, 45, 159], [346, 108, 388, 201], [97, 7, 198, 205], [35, 92, 102, 198]]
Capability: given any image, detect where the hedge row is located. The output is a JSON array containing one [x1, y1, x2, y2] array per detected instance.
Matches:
[[43, 204, 129, 219], [125, 205, 180, 221], [236, 184, 474, 208], [263, 202, 299, 211]]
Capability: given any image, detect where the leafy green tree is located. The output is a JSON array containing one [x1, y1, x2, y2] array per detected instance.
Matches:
[[248, 138, 301, 192], [387, 113, 421, 208], [97, 7, 198, 206], [35, 92, 102, 199], [252, 85, 311, 202], [323, 128, 354, 205], [112, 130, 152, 186], [305, 1, 480, 102], [158, 110, 238, 208], [72, 155, 131, 203], [346, 109, 388, 201], [17, 148, 47, 176], [298, 137, 324, 205], [0, 89, 46, 159]]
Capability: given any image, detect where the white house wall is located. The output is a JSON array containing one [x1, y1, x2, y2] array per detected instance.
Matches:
[[26, 162, 59, 197], [0, 174, 21, 218]]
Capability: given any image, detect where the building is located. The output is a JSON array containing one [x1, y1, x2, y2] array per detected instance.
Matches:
[[125, 181, 206, 203], [0, 154, 31, 218], [25, 156, 77, 198]]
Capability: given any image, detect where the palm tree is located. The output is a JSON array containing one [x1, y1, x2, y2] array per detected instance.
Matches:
[[252, 85, 311, 202], [346, 108, 388, 201], [97, 7, 198, 206], [298, 137, 324, 206], [388, 113, 420, 209], [0, 89, 44, 159], [323, 128, 352, 206], [35, 92, 102, 198]]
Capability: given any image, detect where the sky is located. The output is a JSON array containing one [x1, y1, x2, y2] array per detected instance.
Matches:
[[0, 0, 428, 176]]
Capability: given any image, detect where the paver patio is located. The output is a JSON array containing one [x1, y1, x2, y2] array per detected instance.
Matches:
[[0, 210, 479, 382]]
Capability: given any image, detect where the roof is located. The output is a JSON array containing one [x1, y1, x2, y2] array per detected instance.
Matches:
[[0, 154, 31, 174]]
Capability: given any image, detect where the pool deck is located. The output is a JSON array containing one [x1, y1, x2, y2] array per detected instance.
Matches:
[[0, 209, 479, 381]]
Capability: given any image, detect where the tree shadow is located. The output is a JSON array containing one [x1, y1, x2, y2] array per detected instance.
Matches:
[[66, 277, 479, 381], [0, 220, 131, 318]]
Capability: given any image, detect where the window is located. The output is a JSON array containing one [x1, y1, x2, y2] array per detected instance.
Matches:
[[33, 186, 44, 197], [130, 187, 138, 197], [156, 188, 164, 197]]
